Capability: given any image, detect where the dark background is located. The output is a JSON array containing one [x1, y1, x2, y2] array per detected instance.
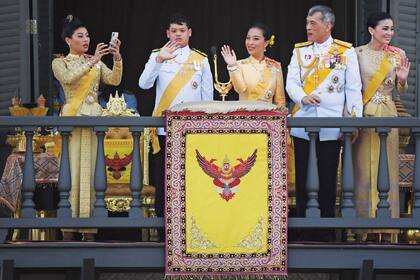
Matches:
[[53, 0, 355, 115]]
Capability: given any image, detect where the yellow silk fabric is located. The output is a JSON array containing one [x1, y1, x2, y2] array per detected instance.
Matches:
[[104, 139, 134, 184], [185, 133, 269, 254], [63, 67, 97, 116], [150, 51, 204, 154], [248, 64, 273, 100], [362, 53, 395, 105]]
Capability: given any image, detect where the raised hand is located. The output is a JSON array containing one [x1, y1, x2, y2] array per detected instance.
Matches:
[[88, 43, 109, 66], [396, 56, 411, 85], [109, 38, 122, 61], [221, 45, 237, 67], [156, 41, 180, 63]]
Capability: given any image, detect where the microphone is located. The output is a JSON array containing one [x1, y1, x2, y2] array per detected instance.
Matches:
[[210, 46, 218, 57]]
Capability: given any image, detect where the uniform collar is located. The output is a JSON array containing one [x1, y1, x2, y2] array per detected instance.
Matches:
[[174, 45, 190, 56], [314, 36, 333, 49]]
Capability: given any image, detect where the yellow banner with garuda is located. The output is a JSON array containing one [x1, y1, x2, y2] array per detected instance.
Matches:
[[104, 138, 134, 184], [164, 101, 288, 279]]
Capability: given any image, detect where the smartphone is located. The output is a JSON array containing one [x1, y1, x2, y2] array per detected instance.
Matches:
[[110, 32, 119, 46]]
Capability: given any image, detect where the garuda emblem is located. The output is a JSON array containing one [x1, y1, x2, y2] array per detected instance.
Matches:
[[195, 149, 257, 201], [105, 152, 132, 180]]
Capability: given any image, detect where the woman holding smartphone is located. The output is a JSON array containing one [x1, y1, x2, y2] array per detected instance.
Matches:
[[52, 15, 123, 241]]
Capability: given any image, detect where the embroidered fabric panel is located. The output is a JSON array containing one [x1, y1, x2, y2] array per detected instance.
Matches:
[[165, 110, 288, 277]]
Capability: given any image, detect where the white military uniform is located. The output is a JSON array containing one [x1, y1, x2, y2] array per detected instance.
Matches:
[[286, 36, 363, 141], [139, 45, 214, 135]]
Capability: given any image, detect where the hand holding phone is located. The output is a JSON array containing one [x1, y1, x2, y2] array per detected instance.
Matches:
[[109, 32, 121, 60]]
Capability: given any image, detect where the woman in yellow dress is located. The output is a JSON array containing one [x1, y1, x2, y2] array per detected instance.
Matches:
[[220, 23, 285, 106], [353, 12, 410, 241], [52, 15, 123, 241]]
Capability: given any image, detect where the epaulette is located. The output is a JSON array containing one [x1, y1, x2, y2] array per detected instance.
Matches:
[[192, 48, 207, 57], [294, 41, 313, 48], [152, 48, 161, 53], [333, 39, 352, 49]]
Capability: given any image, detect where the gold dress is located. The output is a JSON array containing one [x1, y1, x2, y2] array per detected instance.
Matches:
[[228, 56, 292, 197], [353, 44, 407, 222], [229, 56, 285, 106], [52, 54, 122, 233]]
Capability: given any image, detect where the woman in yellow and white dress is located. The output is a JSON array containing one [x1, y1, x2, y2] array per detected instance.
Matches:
[[52, 15, 122, 241], [353, 12, 410, 240], [220, 23, 285, 106]]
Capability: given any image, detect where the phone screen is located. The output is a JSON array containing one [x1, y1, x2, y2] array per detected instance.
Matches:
[[110, 32, 119, 45]]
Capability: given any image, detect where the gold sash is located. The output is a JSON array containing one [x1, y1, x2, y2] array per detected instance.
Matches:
[[362, 52, 394, 105], [292, 44, 347, 115], [151, 51, 204, 154], [249, 63, 274, 100], [62, 67, 97, 116]]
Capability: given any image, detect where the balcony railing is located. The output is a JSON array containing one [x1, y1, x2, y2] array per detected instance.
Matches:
[[1, 116, 420, 278]]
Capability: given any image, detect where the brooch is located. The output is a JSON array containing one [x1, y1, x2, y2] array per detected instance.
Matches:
[[264, 90, 274, 99], [191, 81, 198, 89]]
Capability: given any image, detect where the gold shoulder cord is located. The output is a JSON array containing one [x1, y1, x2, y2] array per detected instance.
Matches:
[[296, 47, 319, 83]]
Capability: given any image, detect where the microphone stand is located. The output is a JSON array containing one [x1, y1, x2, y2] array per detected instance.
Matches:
[[211, 48, 232, 101]]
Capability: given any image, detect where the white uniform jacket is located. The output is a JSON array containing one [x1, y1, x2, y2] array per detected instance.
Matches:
[[138, 45, 214, 135], [286, 36, 363, 141]]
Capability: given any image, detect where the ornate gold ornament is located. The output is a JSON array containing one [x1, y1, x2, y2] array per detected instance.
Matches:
[[105, 197, 133, 212]]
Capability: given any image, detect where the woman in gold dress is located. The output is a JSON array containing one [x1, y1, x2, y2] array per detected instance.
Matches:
[[220, 23, 285, 106], [353, 12, 410, 241], [52, 15, 123, 241]]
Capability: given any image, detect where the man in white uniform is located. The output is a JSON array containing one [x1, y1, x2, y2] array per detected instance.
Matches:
[[286, 5, 363, 237], [139, 13, 213, 241]]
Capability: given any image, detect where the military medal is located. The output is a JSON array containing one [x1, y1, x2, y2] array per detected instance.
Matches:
[[329, 55, 336, 69], [324, 56, 330, 69], [191, 81, 198, 89]]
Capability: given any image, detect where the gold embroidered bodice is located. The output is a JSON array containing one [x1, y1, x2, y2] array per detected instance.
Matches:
[[356, 44, 407, 117], [52, 54, 122, 116], [229, 56, 285, 106]]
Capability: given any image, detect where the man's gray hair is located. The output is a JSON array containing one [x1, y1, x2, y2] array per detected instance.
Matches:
[[308, 5, 335, 27]]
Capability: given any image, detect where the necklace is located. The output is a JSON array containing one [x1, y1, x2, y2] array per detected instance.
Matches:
[[365, 45, 385, 66]]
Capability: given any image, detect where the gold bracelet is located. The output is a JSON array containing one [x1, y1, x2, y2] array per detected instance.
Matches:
[[227, 65, 238, 72]]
